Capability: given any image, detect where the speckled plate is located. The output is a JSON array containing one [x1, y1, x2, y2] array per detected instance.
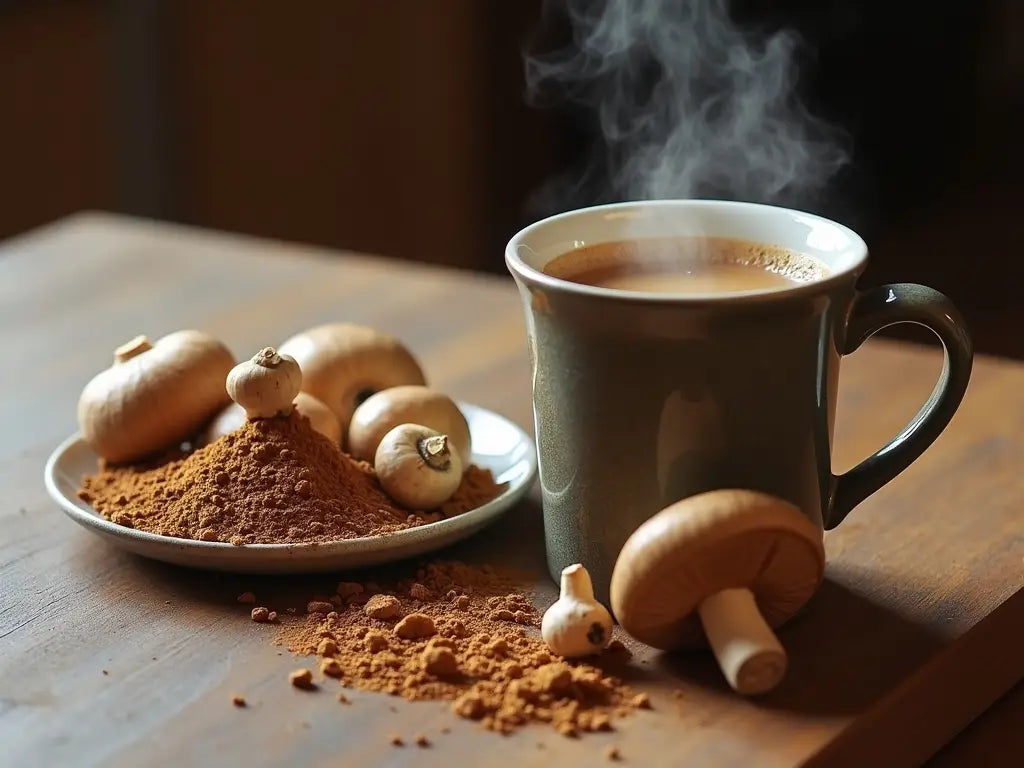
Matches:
[[44, 402, 537, 573]]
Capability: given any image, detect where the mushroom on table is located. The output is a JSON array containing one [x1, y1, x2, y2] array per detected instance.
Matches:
[[610, 489, 825, 695]]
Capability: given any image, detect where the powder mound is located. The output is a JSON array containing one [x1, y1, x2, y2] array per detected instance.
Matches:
[[276, 561, 646, 737], [78, 412, 503, 544]]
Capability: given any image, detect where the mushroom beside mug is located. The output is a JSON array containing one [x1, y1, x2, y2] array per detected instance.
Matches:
[[505, 200, 973, 603]]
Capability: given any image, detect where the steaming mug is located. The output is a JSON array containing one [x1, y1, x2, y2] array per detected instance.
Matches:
[[505, 200, 973, 601]]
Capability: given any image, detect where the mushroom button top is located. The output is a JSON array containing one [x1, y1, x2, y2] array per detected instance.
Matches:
[[610, 489, 825, 651]]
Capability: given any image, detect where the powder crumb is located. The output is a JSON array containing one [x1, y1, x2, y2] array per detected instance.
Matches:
[[251, 607, 271, 623], [440, 726, 450, 734], [365, 631, 389, 652], [317, 638, 339, 657], [422, 646, 459, 677], [414, 734, 430, 748], [389, 734, 404, 747], [365, 594, 402, 620], [409, 583, 432, 601], [672, 689, 685, 699], [321, 658, 343, 678], [556, 722, 578, 738], [605, 745, 621, 761], [631, 693, 651, 710], [307, 600, 333, 615], [231, 694, 246, 707], [268, 611, 279, 622], [289, 668, 315, 689], [102, 670, 108, 675], [337, 692, 350, 704], [236, 592, 256, 605], [394, 613, 436, 639]]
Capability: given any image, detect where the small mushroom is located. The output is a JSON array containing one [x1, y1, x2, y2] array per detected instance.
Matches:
[[348, 385, 471, 463], [77, 330, 235, 462], [277, 323, 426, 434], [200, 391, 341, 446], [374, 423, 463, 509], [541, 564, 613, 658], [226, 347, 302, 419], [610, 489, 825, 695]]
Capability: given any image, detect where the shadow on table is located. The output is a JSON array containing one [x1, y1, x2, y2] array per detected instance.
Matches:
[[641, 572, 947, 716], [81, 491, 947, 719]]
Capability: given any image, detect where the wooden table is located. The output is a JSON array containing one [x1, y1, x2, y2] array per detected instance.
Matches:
[[1, 213, 1021, 767]]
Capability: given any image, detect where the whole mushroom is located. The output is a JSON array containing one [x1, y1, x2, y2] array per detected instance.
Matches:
[[77, 330, 234, 462], [226, 347, 302, 419], [200, 391, 341, 446], [541, 564, 613, 658], [610, 489, 825, 696], [348, 385, 470, 463], [374, 423, 463, 509], [277, 323, 426, 435]]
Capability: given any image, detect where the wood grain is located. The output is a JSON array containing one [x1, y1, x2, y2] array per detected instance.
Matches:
[[1, 213, 1021, 767]]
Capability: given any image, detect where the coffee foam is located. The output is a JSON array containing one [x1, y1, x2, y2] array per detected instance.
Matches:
[[543, 236, 829, 285]]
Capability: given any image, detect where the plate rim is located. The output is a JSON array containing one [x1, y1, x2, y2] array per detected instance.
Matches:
[[44, 401, 537, 559]]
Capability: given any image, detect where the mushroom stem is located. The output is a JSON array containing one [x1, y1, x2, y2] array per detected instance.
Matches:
[[559, 563, 596, 602], [416, 434, 451, 470], [114, 335, 153, 364], [697, 587, 786, 696]]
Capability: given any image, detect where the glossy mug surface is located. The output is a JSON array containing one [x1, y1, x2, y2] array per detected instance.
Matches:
[[505, 200, 973, 601]]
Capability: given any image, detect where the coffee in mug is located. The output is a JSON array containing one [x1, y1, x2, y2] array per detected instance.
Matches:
[[543, 236, 829, 294]]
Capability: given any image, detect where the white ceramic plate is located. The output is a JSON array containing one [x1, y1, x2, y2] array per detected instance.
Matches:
[[44, 403, 537, 573]]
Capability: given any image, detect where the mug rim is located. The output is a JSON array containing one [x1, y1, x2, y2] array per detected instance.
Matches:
[[505, 199, 869, 304]]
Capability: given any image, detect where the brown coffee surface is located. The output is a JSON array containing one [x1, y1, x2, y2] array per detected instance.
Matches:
[[543, 236, 828, 294]]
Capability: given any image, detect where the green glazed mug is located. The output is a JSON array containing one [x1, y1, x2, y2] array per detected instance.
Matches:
[[505, 200, 973, 601]]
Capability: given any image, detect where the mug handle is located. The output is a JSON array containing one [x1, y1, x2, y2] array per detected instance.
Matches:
[[826, 284, 973, 529]]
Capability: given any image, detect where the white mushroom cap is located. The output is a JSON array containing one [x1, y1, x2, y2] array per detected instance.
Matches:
[[610, 489, 825, 650], [348, 385, 470, 463], [278, 323, 425, 433]]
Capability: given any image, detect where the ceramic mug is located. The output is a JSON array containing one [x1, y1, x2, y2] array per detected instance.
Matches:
[[506, 200, 973, 601]]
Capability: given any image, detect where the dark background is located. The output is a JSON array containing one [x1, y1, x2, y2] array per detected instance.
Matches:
[[2, 1, 1021, 356]]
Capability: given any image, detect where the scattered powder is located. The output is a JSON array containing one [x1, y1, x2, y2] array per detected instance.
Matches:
[[289, 668, 315, 689], [231, 694, 246, 707], [274, 561, 646, 737], [77, 412, 503, 544], [251, 607, 271, 623]]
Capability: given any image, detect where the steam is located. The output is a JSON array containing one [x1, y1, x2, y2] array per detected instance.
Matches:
[[525, 0, 849, 211]]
